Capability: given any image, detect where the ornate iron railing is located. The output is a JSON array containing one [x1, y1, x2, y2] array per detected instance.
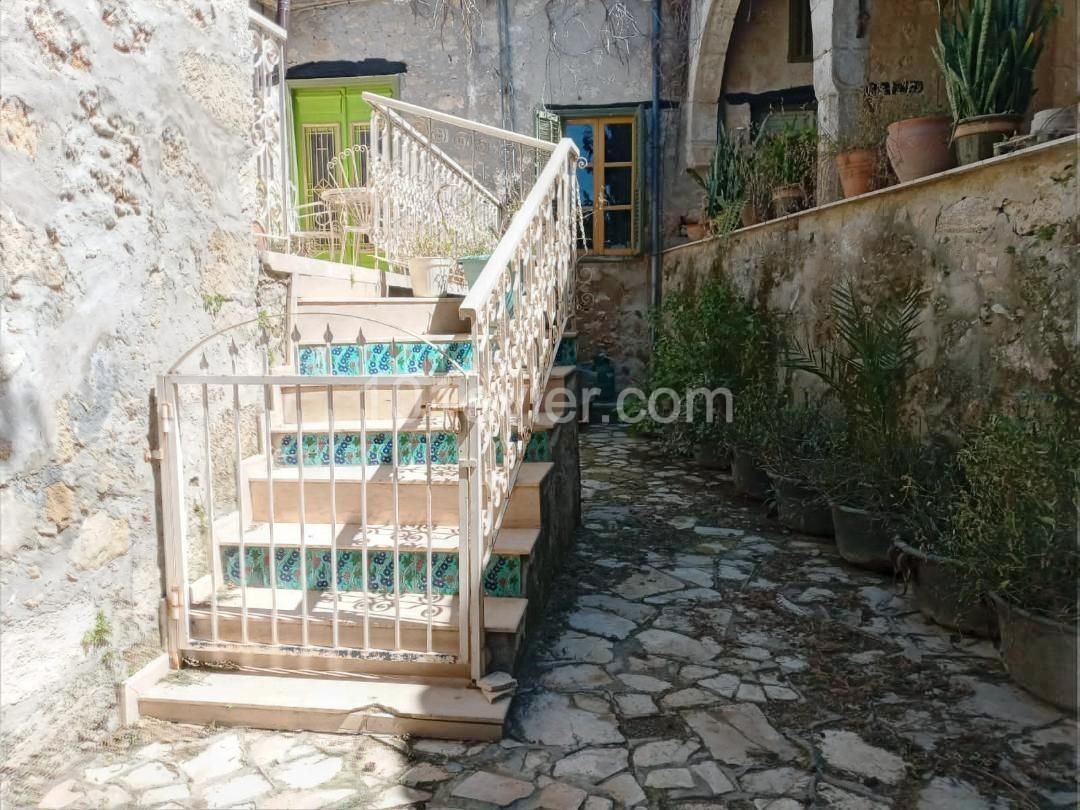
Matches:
[[249, 9, 290, 248]]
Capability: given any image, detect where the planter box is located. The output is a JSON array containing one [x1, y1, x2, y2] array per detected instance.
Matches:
[[991, 593, 1077, 711]]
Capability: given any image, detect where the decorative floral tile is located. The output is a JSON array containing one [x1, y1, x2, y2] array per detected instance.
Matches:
[[554, 337, 578, 366], [525, 430, 551, 462], [297, 347, 328, 376], [297, 342, 476, 376], [220, 546, 521, 597], [275, 431, 459, 466]]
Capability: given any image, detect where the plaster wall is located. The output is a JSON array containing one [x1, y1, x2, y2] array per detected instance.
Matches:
[[662, 139, 1079, 423], [721, 0, 813, 97], [0, 0, 277, 792]]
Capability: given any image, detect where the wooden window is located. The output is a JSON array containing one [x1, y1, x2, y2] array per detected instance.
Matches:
[[563, 115, 639, 256], [789, 0, 813, 62]]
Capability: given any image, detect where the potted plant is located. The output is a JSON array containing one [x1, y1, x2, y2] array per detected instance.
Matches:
[[688, 125, 748, 239], [935, 0, 1060, 165], [785, 280, 928, 569], [822, 100, 888, 198], [758, 120, 817, 217], [407, 231, 466, 297], [760, 395, 841, 538], [882, 92, 955, 183], [940, 408, 1078, 709], [730, 380, 782, 500]]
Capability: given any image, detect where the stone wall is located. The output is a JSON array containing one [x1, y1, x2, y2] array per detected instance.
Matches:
[[662, 139, 1078, 423], [722, 0, 813, 98], [0, 0, 276, 791]]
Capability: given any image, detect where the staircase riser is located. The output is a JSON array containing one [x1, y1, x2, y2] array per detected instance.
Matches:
[[279, 387, 459, 423], [219, 545, 524, 597], [292, 303, 470, 343], [272, 431, 552, 466], [248, 481, 542, 528], [297, 342, 474, 376]]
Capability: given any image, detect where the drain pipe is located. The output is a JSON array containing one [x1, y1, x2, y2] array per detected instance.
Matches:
[[276, 0, 291, 29], [649, 0, 663, 312]]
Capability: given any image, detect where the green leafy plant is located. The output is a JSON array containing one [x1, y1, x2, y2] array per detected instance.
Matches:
[[758, 394, 845, 485], [935, 0, 1060, 121], [202, 292, 226, 317], [82, 610, 111, 652], [688, 125, 746, 226], [941, 405, 1079, 621], [758, 120, 818, 192]]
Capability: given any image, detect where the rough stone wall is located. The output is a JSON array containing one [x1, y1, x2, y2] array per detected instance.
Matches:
[[0, 0, 279, 793], [662, 140, 1079, 424]]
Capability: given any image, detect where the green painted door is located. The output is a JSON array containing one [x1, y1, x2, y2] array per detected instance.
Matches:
[[291, 81, 395, 264]]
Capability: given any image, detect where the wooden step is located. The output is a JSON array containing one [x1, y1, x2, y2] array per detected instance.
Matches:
[[292, 298, 470, 341], [244, 456, 551, 528], [138, 670, 508, 739], [211, 514, 539, 557]]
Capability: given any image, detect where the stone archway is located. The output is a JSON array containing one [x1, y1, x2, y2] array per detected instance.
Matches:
[[683, 0, 741, 169]]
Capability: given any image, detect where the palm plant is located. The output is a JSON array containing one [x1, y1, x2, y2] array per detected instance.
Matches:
[[785, 280, 927, 455], [935, 0, 1060, 121]]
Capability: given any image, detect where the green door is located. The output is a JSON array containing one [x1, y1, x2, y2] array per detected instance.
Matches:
[[291, 80, 395, 264]]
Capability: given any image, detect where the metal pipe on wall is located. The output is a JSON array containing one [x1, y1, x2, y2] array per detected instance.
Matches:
[[649, 0, 663, 311]]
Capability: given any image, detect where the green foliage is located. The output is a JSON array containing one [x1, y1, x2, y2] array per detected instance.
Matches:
[[940, 405, 1079, 620], [82, 610, 111, 652], [688, 125, 746, 224], [202, 292, 226, 318], [758, 394, 845, 483], [645, 276, 778, 453], [757, 120, 817, 191], [785, 280, 927, 455], [935, 0, 1060, 120]]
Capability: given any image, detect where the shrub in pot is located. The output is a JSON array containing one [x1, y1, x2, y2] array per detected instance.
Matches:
[[935, 0, 1060, 165], [822, 101, 889, 198], [758, 121, 817, 218], [687, 125, 748, 240], [785, 280, 928, 568], [940, 408, 1079, 709], [760, 398, 841, 538]]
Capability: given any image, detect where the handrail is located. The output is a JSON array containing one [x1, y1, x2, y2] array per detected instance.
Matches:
[[460, 138, 578, 317], [247, 7, 287, 41], [361, 93, 557, 153], [370, 100, 502, 209]]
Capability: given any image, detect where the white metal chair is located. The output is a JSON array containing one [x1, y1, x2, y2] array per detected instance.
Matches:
[[326, 145, 377, 266], [288, 199, 339, 259]]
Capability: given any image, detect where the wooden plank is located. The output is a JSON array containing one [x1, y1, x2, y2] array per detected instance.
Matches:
[[181, 646, 470, 680], [118, 652, 171, 726], [139, 670, 509, 732]]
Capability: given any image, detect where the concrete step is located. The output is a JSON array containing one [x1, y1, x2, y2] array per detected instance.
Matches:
[[244, 456, 551, 528], [138, 670, 509, 739]]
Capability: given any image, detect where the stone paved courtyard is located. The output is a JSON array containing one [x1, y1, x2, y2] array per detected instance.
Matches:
[[34, 427, 1079, 809]]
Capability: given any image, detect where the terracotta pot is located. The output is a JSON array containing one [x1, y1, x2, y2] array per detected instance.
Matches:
[[770, 184, 804, 217], [732, 449, 770, 501], [953, 114, 1023, 166], [831, 504, 894, 572], [892, 541, 998, 638], [770, 474, 834, 538], [990, 593, 1077, 711], [834, 149, 877, 198], [885, 115, 955, 183], [740, 200, 759, 228], [686, 222, 708, 241]]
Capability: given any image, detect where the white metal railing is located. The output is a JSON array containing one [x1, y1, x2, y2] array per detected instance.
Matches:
[[460, 138, 581, 582], [248, 9, 290, 248], [158, 100, 580, 686]]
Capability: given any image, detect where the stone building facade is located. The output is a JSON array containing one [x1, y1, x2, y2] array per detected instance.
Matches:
[[0, 0, 276, 787]]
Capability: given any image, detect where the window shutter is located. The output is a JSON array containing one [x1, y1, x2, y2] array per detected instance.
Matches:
[[535, 109, 562, 143], [632, 106, 645, 255]]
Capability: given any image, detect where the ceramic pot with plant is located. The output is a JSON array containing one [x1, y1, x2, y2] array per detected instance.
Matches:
[[885, 114, 955, 182], [936, 0, 1060, 165], [760, 121, 816, 218], [824, 103, 887, 197], [940, 410, 1078, 708], [760, 400, 840, 538]]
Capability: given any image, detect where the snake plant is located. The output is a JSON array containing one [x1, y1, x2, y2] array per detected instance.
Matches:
[[935, 0, 1059, 121], [688, 124, 746, 221]]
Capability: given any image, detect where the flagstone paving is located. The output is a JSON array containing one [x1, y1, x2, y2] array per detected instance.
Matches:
[[34, 427, 1079, 808]]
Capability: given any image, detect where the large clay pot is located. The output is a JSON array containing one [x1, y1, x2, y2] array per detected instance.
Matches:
[[892, 542, 998, 638], [732, 449, 770, 501], [686, 221, 708, 241], [990, 593, 1077, 711], [953, 114, 1023, 166], [770, 474, 834, 538], [831, 504, 894, 572], [770, 184, 804, 217], [741, 200, 759, 228], [835, 149, 877, 198], [885, 115, 955, 182]]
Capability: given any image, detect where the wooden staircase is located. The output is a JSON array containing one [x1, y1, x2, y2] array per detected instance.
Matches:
[[138, 279, 580, 739]]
